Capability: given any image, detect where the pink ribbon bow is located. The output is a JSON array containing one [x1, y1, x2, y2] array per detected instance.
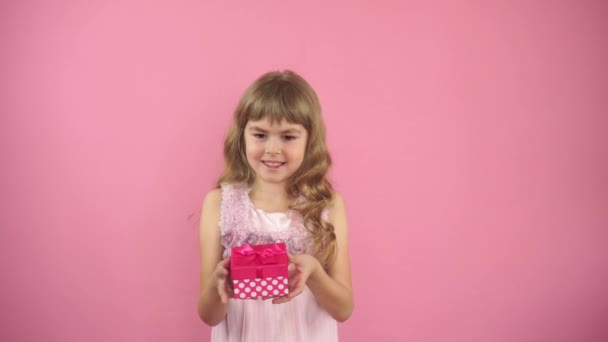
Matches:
[[232, 243, 286, 265]]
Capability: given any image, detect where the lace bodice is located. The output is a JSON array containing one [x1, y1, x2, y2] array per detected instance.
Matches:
[[219, 183, 317, 258]]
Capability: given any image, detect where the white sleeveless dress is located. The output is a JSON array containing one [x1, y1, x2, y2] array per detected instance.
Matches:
[[210, 183, 338, 342]]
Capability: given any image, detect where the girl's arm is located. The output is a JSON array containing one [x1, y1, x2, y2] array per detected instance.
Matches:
[[197, 189, 229, 326], [274, 193, 354, 322]]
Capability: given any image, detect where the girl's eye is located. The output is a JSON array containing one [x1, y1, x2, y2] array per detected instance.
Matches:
[[283, 135, 296, 141], [253, 133, 266, 139]]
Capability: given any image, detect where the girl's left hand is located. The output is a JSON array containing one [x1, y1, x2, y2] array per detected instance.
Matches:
[[272, 253, 321, 304]]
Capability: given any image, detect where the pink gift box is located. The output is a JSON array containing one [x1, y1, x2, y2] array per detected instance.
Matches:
[[230, 243, 289, 300]]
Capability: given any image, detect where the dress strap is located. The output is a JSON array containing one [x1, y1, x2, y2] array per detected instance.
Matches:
[[219, 183, 249, 235]]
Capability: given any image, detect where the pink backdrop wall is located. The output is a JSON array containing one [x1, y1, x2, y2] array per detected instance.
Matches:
[[2, 1, 607, 341]]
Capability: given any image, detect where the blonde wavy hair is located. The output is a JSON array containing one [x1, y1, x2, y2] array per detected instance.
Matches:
[[216, 70, 336, 267]]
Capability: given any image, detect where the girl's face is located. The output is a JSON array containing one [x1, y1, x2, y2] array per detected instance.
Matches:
[[244, 117, 308, 186]]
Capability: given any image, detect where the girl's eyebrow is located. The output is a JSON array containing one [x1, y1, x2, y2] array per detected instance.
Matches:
[[248, 126, 302, 134]]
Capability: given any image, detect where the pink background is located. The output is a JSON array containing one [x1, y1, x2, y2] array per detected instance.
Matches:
[[2, 1, 607, 341]]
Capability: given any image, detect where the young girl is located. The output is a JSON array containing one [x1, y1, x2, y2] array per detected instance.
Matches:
[[197, 70, 353, 341]]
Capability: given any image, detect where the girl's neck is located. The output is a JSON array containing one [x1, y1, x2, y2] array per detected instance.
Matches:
[[249, 181, 289, 200], [248, 181, 294, 210]]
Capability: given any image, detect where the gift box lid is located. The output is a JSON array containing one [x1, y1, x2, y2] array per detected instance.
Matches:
[[230, 243, 288, 280]]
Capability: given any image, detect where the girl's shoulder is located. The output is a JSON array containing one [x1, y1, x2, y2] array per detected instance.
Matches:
[[327, 191, 347, 223], [206, 182, 250, 211], [201, 182, 243, 209], [329, 191, 345, 206], [201, 183, 248, 230], [204, 181, 246, 200], [201, 188, 222, 212]]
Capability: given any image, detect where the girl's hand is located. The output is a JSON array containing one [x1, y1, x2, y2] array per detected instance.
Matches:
[[272, 254, 321, 304], [213, 258, 233, 304]]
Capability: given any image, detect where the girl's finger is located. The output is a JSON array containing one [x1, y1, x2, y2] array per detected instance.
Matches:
[[272, 286, 299, 304], [289, 275, 303, 291], [284, 284, 304, 301], [272, 281, 306, 304], [222, 258, 231, 269], [272, 296, 290, 304], [218, 257, 231, 273], [218, 279, 228, 304], [282, 277, 304, 300], [225, 275, 234, 296], [216, 267, 228, 280]]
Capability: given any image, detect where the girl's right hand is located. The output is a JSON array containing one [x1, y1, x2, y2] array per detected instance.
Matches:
[[214, 258, 233, 304]]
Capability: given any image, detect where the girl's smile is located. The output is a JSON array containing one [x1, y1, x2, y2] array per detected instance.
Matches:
[[262, 160, 286, 169]]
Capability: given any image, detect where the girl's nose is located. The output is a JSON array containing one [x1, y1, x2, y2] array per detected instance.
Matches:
[[265, 139, 281, 154]]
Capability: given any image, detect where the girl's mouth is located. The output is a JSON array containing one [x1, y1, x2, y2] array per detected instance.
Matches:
[[262, 161, 286, 169]]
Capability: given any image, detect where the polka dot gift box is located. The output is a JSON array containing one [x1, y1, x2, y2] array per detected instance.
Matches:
[[230, 243, 289, 300]]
